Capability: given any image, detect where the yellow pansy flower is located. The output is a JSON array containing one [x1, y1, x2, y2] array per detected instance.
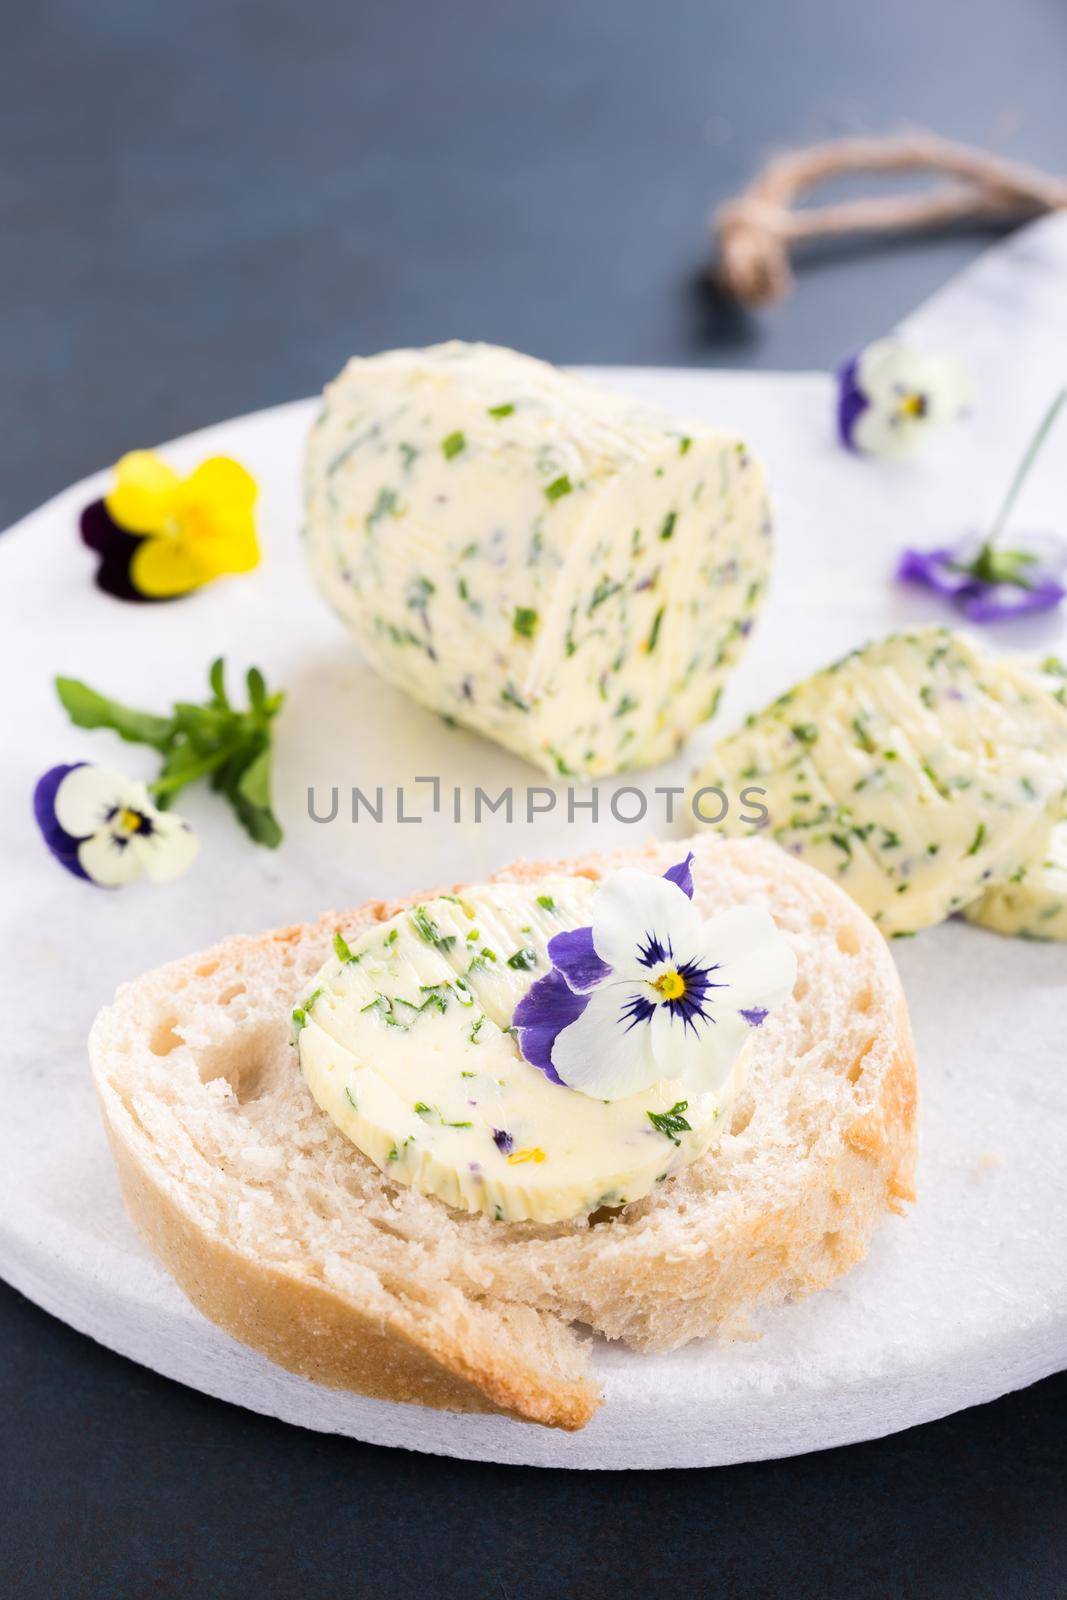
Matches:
[[105, 451, 259, 598]]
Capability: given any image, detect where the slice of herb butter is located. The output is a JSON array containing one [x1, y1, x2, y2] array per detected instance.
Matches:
[[964, 823, 1067, 941], [294, 878, 744, 1223], [303, 341, 771, 779], [688, 628, 1067, 936]]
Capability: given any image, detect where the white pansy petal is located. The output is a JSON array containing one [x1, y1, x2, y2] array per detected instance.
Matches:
[[699, 905, 798, 1013], [852, 404, 924, 461], [674, 1009, 751, 1095], [855, 339, 920, 400], [140, 813, 199, 882], [77, 831, 146, 887], [856, 341, 969, 433], [646, 1002, 698, 1078], [53, 765, 135, 837], [551, 982, 660, 1100], [590, 869, 700, 977], [857, 341, 949, 402]]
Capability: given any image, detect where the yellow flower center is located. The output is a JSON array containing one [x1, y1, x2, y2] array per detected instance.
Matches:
[[653, 970, 686, 1001], [899, 391, 927, 419], [117, 808, 146, 836]]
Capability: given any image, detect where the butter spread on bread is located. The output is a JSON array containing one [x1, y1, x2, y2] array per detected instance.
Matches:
[[295, 877, 745, 1223], [303, 341, 771, 778]]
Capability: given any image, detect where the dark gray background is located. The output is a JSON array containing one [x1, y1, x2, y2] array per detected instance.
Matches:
[[3, 1, 1066, 1595]]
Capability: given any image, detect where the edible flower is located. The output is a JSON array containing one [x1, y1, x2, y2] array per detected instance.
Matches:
[[81, 451, 259, 601], [34, 762, 198, 887], [837, 339, 970, 459], [512, 854, 796, 1101], [897, 388, 1067, 622]]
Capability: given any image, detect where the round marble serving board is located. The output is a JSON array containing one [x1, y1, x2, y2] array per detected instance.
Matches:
[[3, 245, 1067, 1466]]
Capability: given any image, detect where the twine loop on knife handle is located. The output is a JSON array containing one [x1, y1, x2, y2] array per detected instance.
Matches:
[[713, 132, 1067, 308]]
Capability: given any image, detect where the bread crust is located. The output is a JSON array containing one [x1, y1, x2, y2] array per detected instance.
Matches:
[[98, 1107, 599, 1430], [90, 838, 918, 1430]]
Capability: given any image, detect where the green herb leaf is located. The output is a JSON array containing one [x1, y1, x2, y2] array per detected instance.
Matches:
[[410, 906, 457, 951], [441, 430, 466, 460], [487, 403, 515, 418], [291, 986, 323, 1036], [506, 947, 538, 971], [55, 677, 174, 751], [513, 606, 539, 639], [544, 474, 573, 502], [646, 1100, 691, 1145], [209, 657, 230, 710], [56, 660, 285, 849]]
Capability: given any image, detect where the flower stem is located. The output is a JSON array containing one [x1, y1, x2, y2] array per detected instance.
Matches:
[[986, 386, 1067, 549]]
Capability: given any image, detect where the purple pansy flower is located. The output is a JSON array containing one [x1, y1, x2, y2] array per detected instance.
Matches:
[[34, 761, 198, 887], [898, 388, 1067, 623], [837, 339, 969, 459], [898, 536, 1067, 623], [512, 855, 796, 1102]]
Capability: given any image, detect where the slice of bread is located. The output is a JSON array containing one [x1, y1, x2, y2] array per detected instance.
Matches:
[[89, 837, 917, 1431]]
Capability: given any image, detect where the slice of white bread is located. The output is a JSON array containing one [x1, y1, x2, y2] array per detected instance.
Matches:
[[89, 837, 917, 1431]]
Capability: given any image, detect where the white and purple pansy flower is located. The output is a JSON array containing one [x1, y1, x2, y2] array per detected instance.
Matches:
[[34, 762, 198, 887], [837, 339, 970, 459], [513, 854, 797, 1102]]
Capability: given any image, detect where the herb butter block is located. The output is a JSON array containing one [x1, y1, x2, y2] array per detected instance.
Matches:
[[303, 342, 771, 777], [964, 823, 1067, 940], [687, 629, 1067, 936], [295, 879, 743, 1223]]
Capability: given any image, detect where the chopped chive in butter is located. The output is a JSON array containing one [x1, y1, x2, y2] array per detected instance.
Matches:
[[410, 906, 457, 951], [544, 474, 572, 502], [441, 430, 466, 459]]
